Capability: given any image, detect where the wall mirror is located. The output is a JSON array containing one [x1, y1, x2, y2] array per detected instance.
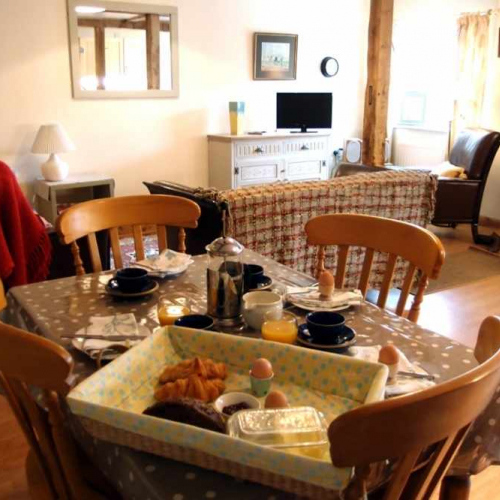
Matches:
[[67, 0, 179, 98]]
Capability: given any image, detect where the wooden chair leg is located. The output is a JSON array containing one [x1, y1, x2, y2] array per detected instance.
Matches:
[[439, 475, 471, 500]]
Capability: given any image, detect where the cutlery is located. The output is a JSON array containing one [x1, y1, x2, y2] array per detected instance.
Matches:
[[398, 371, 435, 381], [61, 334, 148, 341]]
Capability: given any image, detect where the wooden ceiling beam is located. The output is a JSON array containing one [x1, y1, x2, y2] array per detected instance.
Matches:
[[362, 0, 394, 167], [77, 18, 169, 32], [146, 14, 160, 90]]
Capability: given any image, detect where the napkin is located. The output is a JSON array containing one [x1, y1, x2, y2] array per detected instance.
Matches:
[[287, 288, 363, 309], [77, 314, 141, 359], [133, 249, 193, 278], [348, 345, 435, 398]]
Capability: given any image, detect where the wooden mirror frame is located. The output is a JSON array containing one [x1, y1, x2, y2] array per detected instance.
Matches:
[[66, 0, 179, 99]]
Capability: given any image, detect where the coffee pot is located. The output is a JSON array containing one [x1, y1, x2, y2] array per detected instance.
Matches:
[[206, 235, 244, 327]]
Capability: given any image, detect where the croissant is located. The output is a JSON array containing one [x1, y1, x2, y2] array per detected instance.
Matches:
[[159, 357, 227, 384], [154, 375, 225, 403]]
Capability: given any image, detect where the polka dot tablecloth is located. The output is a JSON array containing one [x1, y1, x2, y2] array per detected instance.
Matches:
[[6, 249, 500, 497]]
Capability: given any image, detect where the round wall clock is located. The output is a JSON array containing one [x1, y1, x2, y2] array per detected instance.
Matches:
[[321, 57, 339, 78]]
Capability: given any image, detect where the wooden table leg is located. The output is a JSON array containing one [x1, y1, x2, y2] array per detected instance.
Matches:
[[439, 475, 471, 500]]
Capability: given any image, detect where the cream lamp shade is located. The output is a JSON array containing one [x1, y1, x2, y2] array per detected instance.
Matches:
[[31, 123, 75, 181]]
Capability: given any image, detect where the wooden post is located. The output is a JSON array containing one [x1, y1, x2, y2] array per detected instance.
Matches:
[[94, 26, 106, 90], [362, 0, 394, 167], [146, 14, 160, 90]]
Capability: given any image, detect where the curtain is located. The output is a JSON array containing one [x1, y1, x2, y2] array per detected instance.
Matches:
[[452, 13, 491, 144]]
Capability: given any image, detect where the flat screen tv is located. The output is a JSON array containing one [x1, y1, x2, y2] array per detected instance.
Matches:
[[277, 92, 332, 133]]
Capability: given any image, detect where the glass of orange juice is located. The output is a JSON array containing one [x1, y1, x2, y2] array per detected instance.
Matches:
[[261, 310, 299, 344], [157, 294, 191, 326]]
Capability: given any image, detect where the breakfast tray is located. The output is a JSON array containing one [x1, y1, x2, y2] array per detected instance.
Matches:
[[68, 327, 388, 499]]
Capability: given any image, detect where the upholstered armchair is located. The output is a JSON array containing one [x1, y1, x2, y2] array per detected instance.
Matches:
[[336, 128, 500, 244]]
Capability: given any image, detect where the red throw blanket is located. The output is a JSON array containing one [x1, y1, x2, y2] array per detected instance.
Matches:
[[0, 161, 51, 289]]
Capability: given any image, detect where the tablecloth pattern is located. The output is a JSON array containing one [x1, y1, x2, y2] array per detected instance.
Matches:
[[6, 250, 498, 498]]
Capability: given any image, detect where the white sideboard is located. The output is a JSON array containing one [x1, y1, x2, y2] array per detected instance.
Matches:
[[208, 132, 332, 189]]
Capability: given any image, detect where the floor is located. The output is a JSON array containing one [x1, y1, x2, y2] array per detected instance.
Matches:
[[1, 224, 499, 499]]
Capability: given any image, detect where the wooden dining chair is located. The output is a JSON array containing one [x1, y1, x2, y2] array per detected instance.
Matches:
[[328, 332, 500, 500], [0, 321, 117, 499], [439, 315, 500, 500], [305, 214, 445, 322], [56, 194, 201, 275]]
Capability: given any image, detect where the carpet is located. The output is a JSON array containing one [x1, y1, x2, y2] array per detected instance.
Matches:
[[426, 248, 500, 294]]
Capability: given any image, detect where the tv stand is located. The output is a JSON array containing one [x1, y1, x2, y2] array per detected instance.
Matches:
[[291, 130, 318, 133], [208, 132, 331, 189]]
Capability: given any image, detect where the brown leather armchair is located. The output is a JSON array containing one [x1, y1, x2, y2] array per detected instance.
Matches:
[[432, 128, 500, 244], [336, 128, 500, 244]]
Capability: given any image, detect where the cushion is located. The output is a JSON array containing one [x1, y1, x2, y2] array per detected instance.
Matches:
[[431, 162, 466, 179]]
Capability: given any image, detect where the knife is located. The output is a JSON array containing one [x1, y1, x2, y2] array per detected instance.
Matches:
[[61, 334, 149, 341]]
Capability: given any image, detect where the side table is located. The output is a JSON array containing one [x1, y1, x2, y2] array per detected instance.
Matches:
[[34, 174, 115, 225]]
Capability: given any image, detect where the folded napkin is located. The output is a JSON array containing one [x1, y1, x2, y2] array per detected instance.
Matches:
[[287, 288, 363, 309], [78, 314, 141, 360], [348, 345, 435, 398], [133, 249, 193, 277]]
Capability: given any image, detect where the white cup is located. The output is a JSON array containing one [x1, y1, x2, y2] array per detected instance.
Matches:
[[242, 291, 283, 330]]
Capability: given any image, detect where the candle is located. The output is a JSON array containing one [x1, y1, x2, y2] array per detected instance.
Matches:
[[158, 305, 190, 326], [261, 312, 298, 344]]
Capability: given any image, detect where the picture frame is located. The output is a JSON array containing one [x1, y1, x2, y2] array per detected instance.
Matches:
[[253, 33, 298, 80]]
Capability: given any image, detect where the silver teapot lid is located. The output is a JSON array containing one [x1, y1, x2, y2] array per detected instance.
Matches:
[[206, 236, 244, 257]]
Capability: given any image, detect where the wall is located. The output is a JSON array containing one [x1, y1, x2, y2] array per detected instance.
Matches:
[[0, 0, 370, 199], [391, 0, 500, 219]]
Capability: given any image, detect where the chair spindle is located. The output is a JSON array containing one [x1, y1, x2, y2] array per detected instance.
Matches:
[[70, 241, 85, 276], [316, 245, 326, 279], [109, 227, 123, 269], [408, 273, 428, 323], [133, 225, 145, 260], [358, 248, 375, 297], [87, 232, 103, 273], [335, 245, 349, 289], [178, 227, 186, 253], [157, 225, 168, 253], [377, 253, 398, 309], [395, 263, 417, 316]]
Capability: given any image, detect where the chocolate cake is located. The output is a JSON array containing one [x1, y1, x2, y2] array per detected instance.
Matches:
[[143, 398, 226, 434]]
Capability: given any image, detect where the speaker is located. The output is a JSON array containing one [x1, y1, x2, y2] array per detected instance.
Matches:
[[344, 138, 363, 164], [343, 138, 391, 164]]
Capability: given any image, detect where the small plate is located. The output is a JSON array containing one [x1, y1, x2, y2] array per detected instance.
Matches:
[[71, 324, 150, 361], [105, 279, 159, 298], [296, 323, 356, 350], [288, 297, 351, 312]]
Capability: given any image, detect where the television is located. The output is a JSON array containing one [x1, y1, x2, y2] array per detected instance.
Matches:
[[277, 92, 332, 133]]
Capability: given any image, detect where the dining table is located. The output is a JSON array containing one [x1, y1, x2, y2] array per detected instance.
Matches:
[[5, 249, 499, 500]]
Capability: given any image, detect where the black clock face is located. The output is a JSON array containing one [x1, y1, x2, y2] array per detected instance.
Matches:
[[321, 57, 339, 77]]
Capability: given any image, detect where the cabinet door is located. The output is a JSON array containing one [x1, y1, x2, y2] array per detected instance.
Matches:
[[235, 159, 284, 187], [285, 159, 328, 181]]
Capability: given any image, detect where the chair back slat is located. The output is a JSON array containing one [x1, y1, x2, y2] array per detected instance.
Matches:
[[157, 225, 168, 253], [305, 214, 445, 321], [57, 195, 201, 274], [334, 245, 349, 288], [475, 316, 500, 363], [377, 253, 398, 309], [358, 248, 375, 296], [87, 232, 103, 273], [395, 263, 417, 316], [109, 227, 123, 269], [329, 337, 500, 499], [133, 225, 145, 261]]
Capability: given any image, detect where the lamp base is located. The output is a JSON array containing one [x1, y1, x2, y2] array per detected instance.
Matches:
[[41, 153, 69, 182]]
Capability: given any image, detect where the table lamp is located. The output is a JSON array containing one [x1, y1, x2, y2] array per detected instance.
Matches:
[[31, 123, 75, 181]]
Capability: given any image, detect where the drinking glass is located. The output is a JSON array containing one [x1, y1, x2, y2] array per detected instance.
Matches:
[[261, 310, 299, 344], [157, 293, 192, 326]]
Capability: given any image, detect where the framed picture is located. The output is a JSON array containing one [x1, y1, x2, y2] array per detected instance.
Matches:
[[253, 33, 298, 80]]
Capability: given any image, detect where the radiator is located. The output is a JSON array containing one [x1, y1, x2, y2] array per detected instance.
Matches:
[[392, 128, 448, 167]]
